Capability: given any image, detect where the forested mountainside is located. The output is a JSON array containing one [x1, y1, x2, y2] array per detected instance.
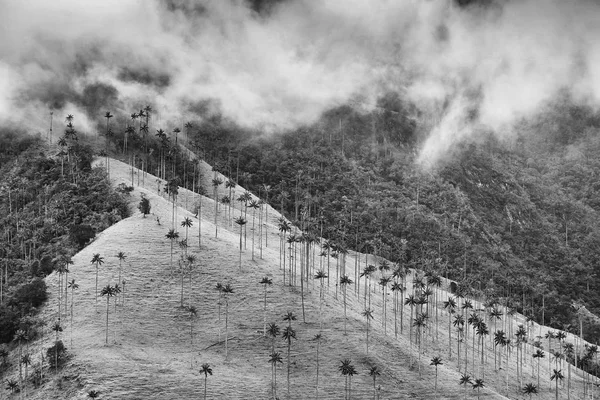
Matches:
[[0, 133, 129, 344], [187, 95, 600, 343]]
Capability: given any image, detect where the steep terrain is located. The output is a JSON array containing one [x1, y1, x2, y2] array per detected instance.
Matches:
[[1, 157, 596, 399]]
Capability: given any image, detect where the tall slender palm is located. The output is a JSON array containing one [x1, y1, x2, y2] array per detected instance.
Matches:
[[459, 373, 472, 400], [87, 390, 100, 399], [116, 251, 126, 290], [222, 284, 234, 359], [68, 279, 79, 347], [260, 277, 273, 336], [249, 199, 259, 260], [444, 297, 457, 359], [212, 177, 223, 237], [379, 276, 391, 334], [267, 323, 280, 353], [200, 363, 212, 400], [90, 253, 104, 304], [100, 285, 117, 344], [20, 353, 31, 398], [414, 313, 428, 375], [550, 369, 564, 400], [362, 308, 374, 354], [234, 217, 247, 270], [405, 294, 417, 346], [339, 359, 357, 400], [51, 323, 62, 372], [533, 348, 545, 388], [262, 184, 271, 247], [340, 275, 353, 335], [314, 270, 328, 330], [269, 351, 283, 400], [564, 342, 574, 398], [472, 378, 484, 399], [430, 356, 443, 399], [13, 329, 27, 397], [369, 365, 381, 400], [181, 218, 193, 256], [522, 383, 538, 400], [278, 218, 291, 284], [225, 179, 236, 223], [314, 334, 322, 399], [282, 325, 297, 397], [187, 305, 197, 350], [165, 229, 179, 272]]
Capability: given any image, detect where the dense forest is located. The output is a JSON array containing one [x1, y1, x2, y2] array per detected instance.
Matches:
[[185, 93, 600, 345]]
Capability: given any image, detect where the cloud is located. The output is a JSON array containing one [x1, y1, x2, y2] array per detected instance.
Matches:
[[0, 0, 599, 162]]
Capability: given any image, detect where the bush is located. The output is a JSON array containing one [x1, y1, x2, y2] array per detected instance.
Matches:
[[69, 224, 96, 249], [10, 278, 48, 310], [138, 195, 151, 217], [46, 340, 67, 369], [116, 183, 134, 195]]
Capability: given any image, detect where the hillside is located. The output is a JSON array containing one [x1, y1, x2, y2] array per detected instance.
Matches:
[[0, 156, 596, 399]]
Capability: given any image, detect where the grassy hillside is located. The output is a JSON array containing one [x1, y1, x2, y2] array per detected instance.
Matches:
[[1, 157, 596, 399]]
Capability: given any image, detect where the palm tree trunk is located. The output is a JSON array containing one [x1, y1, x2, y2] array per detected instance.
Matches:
[[105, 296, 110, 344], [204, 375, 208, 400], [225, 298, 229, 359]]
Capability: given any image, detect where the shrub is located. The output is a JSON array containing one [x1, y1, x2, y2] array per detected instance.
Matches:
[[46, 340, 67, 369], [116, 183, 134, 195], [10, 278, 48, 310], [69, 224, 96, 249], [138, 195, 151, 217]]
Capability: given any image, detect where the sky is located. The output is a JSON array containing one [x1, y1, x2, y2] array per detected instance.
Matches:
[[1, 0, 599, 163]]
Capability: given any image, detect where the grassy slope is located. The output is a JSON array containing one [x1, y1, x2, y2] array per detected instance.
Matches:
[[3, 158, 594, 399]]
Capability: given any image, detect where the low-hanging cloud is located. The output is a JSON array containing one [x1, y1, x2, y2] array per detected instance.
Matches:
[[1, 0, 600, 163]]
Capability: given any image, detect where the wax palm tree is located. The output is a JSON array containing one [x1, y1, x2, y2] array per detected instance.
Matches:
[[68, 279, 79, 347], [339, 359, 357, 400], [444, 297, 457, 359], [522, 383, 538, 399], [181, 218, 193, 255], [459, 373, 472, 400], [313, 334, 323, 399], [116, 251, 126, 291], [249, 199, 259, 260], [278, 218, 291, 284], [475, 321, 489, 376], [100, 285, 117, 344], [268, 323, 280, 353], [563, 342, 574, 398], [200, 363, 212, 400], [314, 270, 328, 330], [13, 329, 27, 396], [21, 353, 31, 398], [414, 313, 428, 375], [369, 365, 381, 400], [51, 323, 62, 372], [224, 179, 236, 222], [91, 253, 104, 304], [362, 308, 374, 354], [405, 294, 417, 346], [165, 229, 179, 272], [234, 217, 247, 270], [260, 277, 273, 336], [472, 378, 484, 399], [390, 281, 403, 339], [550, 369, 564, 400], [269, 351, 283, 399], [262, 184, 271, 247], [379, 276, 391, 334], [545, 330, 555, 372], [340, 275, 353, 335], [212, 177, 223, 237], [6, 379, 18, 394], [282, 325, 297, 397], [187, 305, 197, 350], [533, 348, 545, 388], [222, 284, 234, 359], [430, 356, 443, 399]]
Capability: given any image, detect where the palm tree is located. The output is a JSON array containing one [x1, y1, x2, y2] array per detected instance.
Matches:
[[362, 308, 374, 354], [187, 305, 197, 349], [234, 217, 247, 270], [51, 323, 62, 372], [550, 369, 564, 400], [13, 329, 27, 397], [414, 313, 428, 375], [278, 218, 291, 284], [314, 270, 328, 330], [165, 229, 179, 272], [116, 251, 126, 292], [533, 348, 545, 388], [262, 184, 271, 247], [430, 356, 443, 399], [444, 297, 457, 359], [369, 365, 380, 400], [522, 383, 538, 400], [90, 253, 104, 304], [249, 199, 259, 260], [405, 294, 417, 346], [87, 390, 100, 398], [6, 379, 18, 394], [282, 325, 297, 397], [391, 281, 404, 339], [181, 218, 193, 255], [267, 323, 280, 353], [339, 359, 357, 400], [340, 275, 353, 335], [20, 353, 31, 398], [100, 285, 117, 344], [200, 363, 212, 400], [563, 342, 574, 398], [313, 334, 322, 399], [269, 351, 283, 399], [472, 378, 484, 399], [68, 279, 79, 347], [222, 284, 234, 359], [212, 177, 223, 237], [260, 277, 273, 336], [379, 276, 391, 334], [459, 373, 472, 400]]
